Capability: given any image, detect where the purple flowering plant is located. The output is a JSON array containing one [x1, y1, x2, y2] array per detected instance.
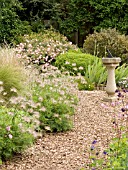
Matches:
[[87, 89, 128, 169]]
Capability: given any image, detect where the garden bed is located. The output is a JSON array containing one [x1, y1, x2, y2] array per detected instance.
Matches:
[[0, 89, 120, 170]]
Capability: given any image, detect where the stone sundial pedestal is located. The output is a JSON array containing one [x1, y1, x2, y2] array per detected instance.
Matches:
[[102, 57, 121, 102]]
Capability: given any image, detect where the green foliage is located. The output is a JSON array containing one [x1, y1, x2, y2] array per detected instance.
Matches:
[[89, 131, 128, 169], [15, 29, 77, 67], [1, 0, 128, 46], [91, 0, 128, 34], [55, 50, 107, 86], [51, 0, 128, 44], [55, 50, 96, 75], [55, 50, 128, 88], [30, 20, 45, 33], [0, 0, 31, 45], [0, 106, 35, 163], [18, 0, 54, 22], [84, 59, 128, 88], [106, 134, 128, 169], [83, 28, 128, 63]]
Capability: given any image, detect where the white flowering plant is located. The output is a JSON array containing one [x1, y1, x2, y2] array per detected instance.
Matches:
[[117, 78, 128, 89]]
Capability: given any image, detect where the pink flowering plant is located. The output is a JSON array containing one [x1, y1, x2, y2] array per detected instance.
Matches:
[[32, 83, 77, 132], [0, 106, 40, 164], [31, 66, 78, 132], [15, 29, 77, 68], [4, 65, 78, 134]]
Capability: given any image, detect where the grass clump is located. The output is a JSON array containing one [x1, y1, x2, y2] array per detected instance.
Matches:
[[0, 48, 26, 102]]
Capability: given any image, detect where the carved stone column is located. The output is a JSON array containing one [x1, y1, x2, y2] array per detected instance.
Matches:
[[102, 58, 121, 102]]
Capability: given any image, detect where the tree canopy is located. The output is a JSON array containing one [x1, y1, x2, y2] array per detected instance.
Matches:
[[0, 0, 128, 45]]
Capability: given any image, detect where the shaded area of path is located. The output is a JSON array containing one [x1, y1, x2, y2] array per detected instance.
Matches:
[[1, 90, 115, 170]]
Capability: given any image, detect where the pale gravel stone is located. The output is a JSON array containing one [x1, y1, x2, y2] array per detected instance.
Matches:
[[0, 86, 123, 170]]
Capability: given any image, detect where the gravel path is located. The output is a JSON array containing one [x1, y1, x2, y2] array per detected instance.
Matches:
[[1, 90, 117, 170]]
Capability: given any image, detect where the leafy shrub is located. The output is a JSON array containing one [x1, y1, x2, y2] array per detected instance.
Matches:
[[6, 65, 78, 133], [0, 106, 37, 164], [0, 48, 27, 102], [55, 50, 96, 75], [55, 51, 107, 86], [15, 29, 77, 68], [33, 84, 75, 132], [83, 28, 128, 64]]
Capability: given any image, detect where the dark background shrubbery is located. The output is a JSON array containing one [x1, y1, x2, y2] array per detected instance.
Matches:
[[0, 0, 128, 47]]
